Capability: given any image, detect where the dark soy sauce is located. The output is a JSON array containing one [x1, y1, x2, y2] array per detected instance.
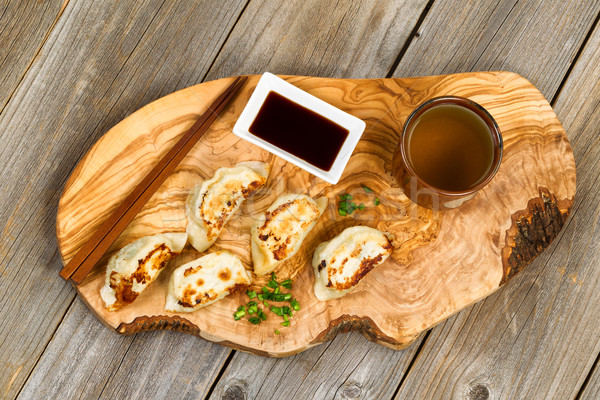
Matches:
[[406, 104, 494, 192], [249, 91, 349, 171]]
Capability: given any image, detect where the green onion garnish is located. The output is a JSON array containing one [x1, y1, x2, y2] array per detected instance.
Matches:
[[282, 293, 292, 301], [291, 299, 300, 311], [248, 317, 261, 325], [233, 310, 245, 320], [338, 209, 347, 216], [281, 321, 290, 327], [237, 305, 245, 312], [281, 279, 292, 289], [274, 329, 280, 335], [283, 314, 289, 322], [374, 198, 380, 205], [247, 290, 257, 299], [363, 185, 373, 193], [358, 203, 365, 210], [267, 280, 278, 289], [258, 309, 267, 321], [270, 306, 282, 316]]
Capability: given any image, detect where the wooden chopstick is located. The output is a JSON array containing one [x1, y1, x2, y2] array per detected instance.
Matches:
[[60, 75, 248, 284]]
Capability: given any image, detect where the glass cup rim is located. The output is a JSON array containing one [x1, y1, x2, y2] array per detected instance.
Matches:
[[399, 95, 504, 197]]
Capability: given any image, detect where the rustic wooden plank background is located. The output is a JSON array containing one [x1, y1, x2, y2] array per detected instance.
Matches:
[[1, 0, 599, 399]]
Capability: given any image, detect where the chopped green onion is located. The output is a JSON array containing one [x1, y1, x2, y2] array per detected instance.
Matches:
[[282, 306, 291, 315], [248, 317, 261, 325], [263, 301, 269, 307], [273, 286, 280, 295], [338, 201, 348, 209], [273, 294, 287, 302], [246, 290, 257, 299], [237, 305, 245, 312], [267, 280, 278, 289], [271, 272, 277, 281], [339, 194, 352, 200], [258, 309, 267, 321], [247, 301, 257, 307], [262, 287, 270, 294], [338, 209, 347, 216], [270, 306, 283, 316], [281, 279, 292, 289], [358, 203, 365, 210], [283, 314, 289, 322], [282, 293, 292, 301], [374, 198, 380, 205], [233, 310, 245, 320], [362, 185, 373, 193], [291, 299, 300, 311], [257, 294, 265, 301], [281, 321, 290, 327], [274, 329, 281, 335]]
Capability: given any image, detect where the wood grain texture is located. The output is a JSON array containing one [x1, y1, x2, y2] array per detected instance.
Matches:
[[209, 332, 423, 400], [56, 71, 575, 356], [393, 18, 600, 400], [204, 0, 430, 80], [393, 0, 600, 99], [0, 0, 246, 398], [0, 0, 67, 112]]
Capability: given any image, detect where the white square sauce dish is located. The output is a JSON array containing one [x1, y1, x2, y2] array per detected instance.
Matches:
[[233, 72, 366, 184]]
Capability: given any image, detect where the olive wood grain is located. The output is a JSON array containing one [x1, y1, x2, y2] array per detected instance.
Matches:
[[55, 72, 576, 356]]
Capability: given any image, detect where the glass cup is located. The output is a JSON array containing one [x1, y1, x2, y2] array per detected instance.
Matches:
[[392, 96, 503, 211]]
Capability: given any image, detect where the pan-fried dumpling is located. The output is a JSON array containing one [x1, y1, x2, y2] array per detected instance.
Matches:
[[252, 194, 327, 276], [100, 232, 187, 311], [165, 251, 252, 312], [312, 226, 394, 301], [186, 161, 269, 252]]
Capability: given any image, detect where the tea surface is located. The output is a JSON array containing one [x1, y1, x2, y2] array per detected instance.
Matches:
[[406, 104, 494, 192]]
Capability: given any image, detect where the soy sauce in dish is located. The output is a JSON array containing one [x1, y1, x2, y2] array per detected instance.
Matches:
[[248, 91, 349, 172]]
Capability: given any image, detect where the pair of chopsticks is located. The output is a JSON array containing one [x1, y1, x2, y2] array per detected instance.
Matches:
[[60, 75, 248, 284]]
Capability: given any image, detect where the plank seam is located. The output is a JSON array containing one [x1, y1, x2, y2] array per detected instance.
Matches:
[[386, 0, 434, 78], [0, 0, 70, 116], [12, 294, 77, 400], [467, 0, 520, 71], [200, 0, 252, 82], [94, 337, 137, 400], [203, 350, 236, 400], [390, 330, 431, 400], [550, 9, 600, 106]]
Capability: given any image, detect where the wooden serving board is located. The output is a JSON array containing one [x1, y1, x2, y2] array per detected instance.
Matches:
[[56, 72, 576, 357]]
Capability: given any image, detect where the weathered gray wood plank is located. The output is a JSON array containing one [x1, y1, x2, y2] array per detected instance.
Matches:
[[205, 0, 430, 80], [0, 0, 66, 112], [393, 13, 600, 400], [393, 0, 600, 100], [15, 299, 136, 400], [210, 333, 423, 400], [556, 20, 600, 400], [0, 0, 246, 398]]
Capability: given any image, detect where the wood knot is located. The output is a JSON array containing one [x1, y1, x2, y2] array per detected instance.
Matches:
[[222, 384, 246, 400], [466, 383, 490, 400], [339, 381, 362, 399]]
